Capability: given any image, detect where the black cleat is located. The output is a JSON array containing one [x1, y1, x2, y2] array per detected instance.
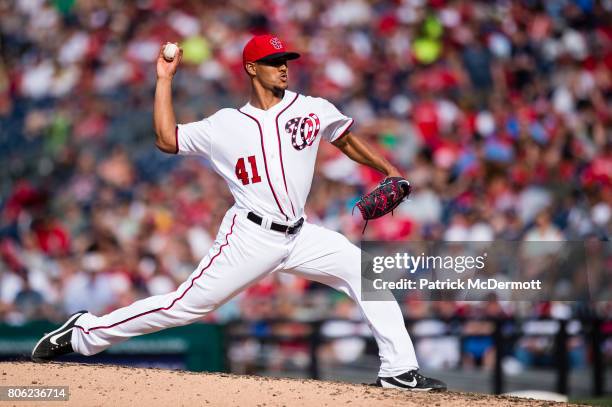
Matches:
[[31, 311, 87, 362], [377, 369, 447, 391]]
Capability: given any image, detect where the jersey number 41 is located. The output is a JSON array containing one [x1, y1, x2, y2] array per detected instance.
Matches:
[[235, 156, 262, 185]]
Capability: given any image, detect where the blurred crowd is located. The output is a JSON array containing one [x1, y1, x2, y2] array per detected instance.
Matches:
[[0, 0, 611, 368]]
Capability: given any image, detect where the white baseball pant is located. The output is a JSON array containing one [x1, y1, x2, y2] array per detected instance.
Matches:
[[71, 206, 419, 376]]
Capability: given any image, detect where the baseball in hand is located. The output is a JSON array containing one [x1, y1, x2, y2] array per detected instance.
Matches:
[[163, 43, 179, 62]]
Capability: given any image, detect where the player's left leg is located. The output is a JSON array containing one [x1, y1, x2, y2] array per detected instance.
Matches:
[[281, 222, 446, 391]]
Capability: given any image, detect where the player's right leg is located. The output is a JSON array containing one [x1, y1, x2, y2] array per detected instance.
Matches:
[[32, 208, 285, 360]]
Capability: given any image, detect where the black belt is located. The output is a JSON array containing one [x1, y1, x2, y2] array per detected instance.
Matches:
[[247, 212, 304, 235]]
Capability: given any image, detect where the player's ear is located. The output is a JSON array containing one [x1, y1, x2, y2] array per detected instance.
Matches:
[[245, 62, 257, 77]]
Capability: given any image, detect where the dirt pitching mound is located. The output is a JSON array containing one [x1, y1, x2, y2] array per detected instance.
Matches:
[[1, 362, 581, 406]]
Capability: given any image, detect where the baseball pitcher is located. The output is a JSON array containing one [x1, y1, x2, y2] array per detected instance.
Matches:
[[32, 35, 446, 391]]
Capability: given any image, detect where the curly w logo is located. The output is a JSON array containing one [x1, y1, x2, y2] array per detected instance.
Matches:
[[285, 114, 321, 150], [269, 38, 283, 50]]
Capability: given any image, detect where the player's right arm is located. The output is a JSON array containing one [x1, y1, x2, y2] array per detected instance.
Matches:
[[154, 43, 183, 154]]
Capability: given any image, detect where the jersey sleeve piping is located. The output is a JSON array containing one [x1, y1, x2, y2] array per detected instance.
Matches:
[[329, 118, 354, 143], [174, 125, 179, 154]]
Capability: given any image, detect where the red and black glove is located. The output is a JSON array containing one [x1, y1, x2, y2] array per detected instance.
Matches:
[[354, 177, 411, 232]]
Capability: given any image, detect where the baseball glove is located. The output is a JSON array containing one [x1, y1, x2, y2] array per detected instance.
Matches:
[[353, 177, 411, 232]]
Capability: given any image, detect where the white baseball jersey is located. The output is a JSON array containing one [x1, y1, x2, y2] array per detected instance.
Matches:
[[70, 89, 420, 377], [175, 90, 354, 223]]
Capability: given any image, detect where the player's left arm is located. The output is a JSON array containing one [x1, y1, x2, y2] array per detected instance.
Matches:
[[332, 131, 403, 178]]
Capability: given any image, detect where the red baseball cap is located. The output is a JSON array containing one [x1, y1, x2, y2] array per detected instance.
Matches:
[[243, 34, 300, 64]]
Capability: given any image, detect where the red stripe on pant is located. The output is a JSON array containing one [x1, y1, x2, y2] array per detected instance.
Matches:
[[75, 214, 237, 334]]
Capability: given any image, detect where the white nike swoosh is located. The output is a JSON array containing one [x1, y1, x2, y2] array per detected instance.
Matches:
[[394, 377, 417, 387], [32, 312, 85, 355], [50, 330, 71, 346], [379, 380, 432, 391]]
